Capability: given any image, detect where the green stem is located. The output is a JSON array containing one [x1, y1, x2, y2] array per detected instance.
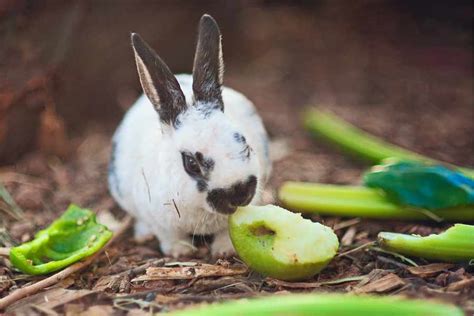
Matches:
[[304, 109, 474, 178], [378, 224, 474, 262], [279, 182, 474, 221], [170, 293, 463, 316]]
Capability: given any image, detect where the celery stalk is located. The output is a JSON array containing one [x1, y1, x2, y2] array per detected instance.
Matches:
[[378, 224, 474, 262], [304, 109, 474, 179], [279, 182, 474, 221], [170, 293, 463, 316]]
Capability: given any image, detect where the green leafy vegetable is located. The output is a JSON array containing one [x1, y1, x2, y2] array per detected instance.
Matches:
[[10, 204, 113, 275], [364, 159, 474, 210], [378, 224, 474, 262], [304, 109, 474, 178], [170, 293, 463, 316], [279, 181, 474, 221]]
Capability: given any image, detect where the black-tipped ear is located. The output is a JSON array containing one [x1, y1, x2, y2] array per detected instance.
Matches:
[[192, 14, 224, 110], [131, 33, 187, 127]]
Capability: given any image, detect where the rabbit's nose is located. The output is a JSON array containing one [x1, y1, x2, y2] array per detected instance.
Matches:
[[207, 176, 257, 214], [229, 175, 257, 207]]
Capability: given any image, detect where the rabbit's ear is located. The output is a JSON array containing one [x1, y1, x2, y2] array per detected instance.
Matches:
[[192, 14, 224, 110], [131, 33, 187, 127]]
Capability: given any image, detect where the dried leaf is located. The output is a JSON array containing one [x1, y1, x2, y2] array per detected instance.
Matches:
[[407, 263, 455, 278], [341, 227, 357, 246], [354, 273, 405, 294], [446, 278, 474, 292]]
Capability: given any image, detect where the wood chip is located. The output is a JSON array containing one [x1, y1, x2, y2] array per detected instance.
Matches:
[[341, 227, 357, 246], [131, 264, 248, 282], [333, 218, 360, 231], [76, 305, 114, 316], [266, 275, 367, 289], [93, 274, 129, 293], [354, 273, 405, 294], [407, 263, 455, 278], [446, 278, 474, 292], [7, 288, 96, 313]]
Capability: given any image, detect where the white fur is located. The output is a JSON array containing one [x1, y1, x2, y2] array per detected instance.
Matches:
[[109, 74, 271, 257]]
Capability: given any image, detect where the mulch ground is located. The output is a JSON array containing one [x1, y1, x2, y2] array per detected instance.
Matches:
[[0, 116, 472, 314]]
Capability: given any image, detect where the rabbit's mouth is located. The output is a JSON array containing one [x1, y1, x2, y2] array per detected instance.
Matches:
[[206, 176, 257, 215]]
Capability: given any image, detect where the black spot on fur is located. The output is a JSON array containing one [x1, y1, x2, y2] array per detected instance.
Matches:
[[233, 132, 246, 144], [195, 151, 215, 173], [207, 176, 257, 214], [182, 151, 215, 192], [197, 179, 208, 192], [196, 103, 221, 119], [233, 132, 252, 161], [240, 145, 252, 160]]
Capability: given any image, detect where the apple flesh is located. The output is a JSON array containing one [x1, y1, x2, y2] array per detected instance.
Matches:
[[229, 204, 339, 281]]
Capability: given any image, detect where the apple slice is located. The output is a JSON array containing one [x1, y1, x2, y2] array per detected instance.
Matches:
[[229, 204, 339, 281]]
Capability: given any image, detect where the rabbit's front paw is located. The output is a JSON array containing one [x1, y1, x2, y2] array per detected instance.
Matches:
[[211, 231, 235, 258], [134, 220, 154, 239], [161, 240, 196, 258]]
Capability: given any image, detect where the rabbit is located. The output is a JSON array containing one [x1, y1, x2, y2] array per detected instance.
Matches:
[[108, 14, 271, 258]]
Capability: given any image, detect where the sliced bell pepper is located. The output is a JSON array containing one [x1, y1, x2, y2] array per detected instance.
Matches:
[[9, 204, 113, 275], [378, 224, 474, 263]]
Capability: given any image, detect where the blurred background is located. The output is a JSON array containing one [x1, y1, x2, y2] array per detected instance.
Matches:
[[1, 0, 472, 173]]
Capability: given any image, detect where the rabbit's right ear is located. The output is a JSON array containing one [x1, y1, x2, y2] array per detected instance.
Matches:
[[192, 15, 224, 110], [131, 33, 187, 127]]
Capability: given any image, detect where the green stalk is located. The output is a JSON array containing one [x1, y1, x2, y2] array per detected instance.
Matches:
[[304, 109, 474, 178], [279, 182, 474, 221], [378, 224, 474, 262], [170, 293, 463, 316]]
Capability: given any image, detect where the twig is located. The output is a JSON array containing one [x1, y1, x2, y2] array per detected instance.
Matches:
[[0, 216, 133, 311], [172, 199, 181, 218], [337, 241, 376, 258], [266, 275, 366, 289], [370, 246, 419, 267], [0, 247, 10, 256]]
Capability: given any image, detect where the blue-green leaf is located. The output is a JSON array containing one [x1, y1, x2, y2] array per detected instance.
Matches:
[[363, 159, 474, 210]]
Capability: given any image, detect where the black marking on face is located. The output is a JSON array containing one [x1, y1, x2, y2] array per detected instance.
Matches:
[[174, 117, 182, 129], [196, 151, 215, 172], [108, 140, 122, 197], [233, 132, 246, 144], [182, 151, 215, 192], [207, 176, 257, 214], [240, 145, 252, 160], [197, 179, 208, 192], [233, 132, 252, 161]]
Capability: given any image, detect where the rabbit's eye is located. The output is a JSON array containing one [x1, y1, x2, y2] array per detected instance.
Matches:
[[182, 152, 202, 177]]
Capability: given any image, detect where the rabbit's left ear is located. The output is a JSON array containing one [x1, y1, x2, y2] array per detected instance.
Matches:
[[131, 33, 187, 127], [192, 14, 224, 111]]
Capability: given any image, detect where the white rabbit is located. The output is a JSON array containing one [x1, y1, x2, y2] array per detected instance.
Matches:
[[108, 14, 271, 257]]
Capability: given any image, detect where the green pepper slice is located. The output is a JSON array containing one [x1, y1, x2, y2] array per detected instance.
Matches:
[[10, 204, 113, 275]]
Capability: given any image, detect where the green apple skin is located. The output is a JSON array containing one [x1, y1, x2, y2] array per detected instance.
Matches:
[[229, 217, 335, 281]]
